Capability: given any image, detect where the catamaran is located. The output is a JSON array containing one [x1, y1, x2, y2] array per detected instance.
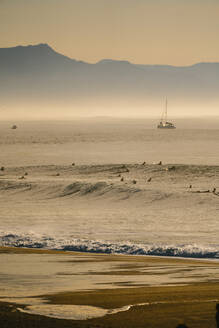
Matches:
[[157, 98, 176, 129]]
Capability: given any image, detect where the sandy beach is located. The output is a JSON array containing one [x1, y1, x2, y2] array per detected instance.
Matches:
[[0, 247, 219, 327]]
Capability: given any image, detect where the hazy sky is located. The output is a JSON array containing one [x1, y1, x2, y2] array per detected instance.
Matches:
[[1, 0, 219, 65]]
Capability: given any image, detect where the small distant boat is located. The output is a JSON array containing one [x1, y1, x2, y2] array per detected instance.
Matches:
[[157, 98, 176, 129]]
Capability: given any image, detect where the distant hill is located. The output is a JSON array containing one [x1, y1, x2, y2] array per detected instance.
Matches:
[[0, 43, 219, 117]]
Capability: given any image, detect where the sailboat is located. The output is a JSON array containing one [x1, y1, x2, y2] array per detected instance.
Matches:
[[157, 98, 176, 129]]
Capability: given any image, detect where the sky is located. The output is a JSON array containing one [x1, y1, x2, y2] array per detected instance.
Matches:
[[1, 0, 219, 66]]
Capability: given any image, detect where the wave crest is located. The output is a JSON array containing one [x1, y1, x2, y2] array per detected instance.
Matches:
[[0, 232, 219, 259]]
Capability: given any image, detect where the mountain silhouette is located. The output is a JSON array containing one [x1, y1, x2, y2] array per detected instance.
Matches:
[[0, 43, 219, 116]]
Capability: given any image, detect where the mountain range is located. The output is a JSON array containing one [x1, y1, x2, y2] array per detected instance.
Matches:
[[0, 43, 219, 117]]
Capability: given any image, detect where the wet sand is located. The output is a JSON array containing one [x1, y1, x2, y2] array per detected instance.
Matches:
[[0, 247, 219, 327]]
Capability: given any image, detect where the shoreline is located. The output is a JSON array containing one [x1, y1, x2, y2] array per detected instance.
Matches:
[[1, 245, 219, 262], [1, 246, 219, 327]]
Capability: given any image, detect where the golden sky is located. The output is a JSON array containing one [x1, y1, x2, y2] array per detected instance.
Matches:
[[1, 0, 219, 65]]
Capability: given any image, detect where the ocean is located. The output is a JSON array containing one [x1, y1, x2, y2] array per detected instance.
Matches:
[[0, 118, 219, 259]]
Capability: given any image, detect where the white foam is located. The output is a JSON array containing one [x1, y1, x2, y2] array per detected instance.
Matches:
[[18, 304, 108, 320], [0, 231, 219, 259], [17, 299, 219, 321], [18, 302, 149, 320]]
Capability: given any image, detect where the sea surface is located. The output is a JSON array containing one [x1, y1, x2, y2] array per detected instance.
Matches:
[[0, 118, 219, 259]]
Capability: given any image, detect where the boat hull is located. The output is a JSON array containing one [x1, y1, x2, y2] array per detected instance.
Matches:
[[157, 125, 176, 129]]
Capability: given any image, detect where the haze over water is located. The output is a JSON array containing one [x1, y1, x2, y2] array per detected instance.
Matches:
[[0, 118, 219, 166]]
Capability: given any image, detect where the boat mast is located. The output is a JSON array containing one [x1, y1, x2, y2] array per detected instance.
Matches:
[[164, 97, 168, 123]]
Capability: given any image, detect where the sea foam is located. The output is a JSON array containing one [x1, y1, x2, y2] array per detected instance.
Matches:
[[0, 232, 219, 259]]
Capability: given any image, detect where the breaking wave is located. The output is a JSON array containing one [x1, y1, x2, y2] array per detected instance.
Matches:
[[0, 179, 142, 199], [0, 232, 219, 259]]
